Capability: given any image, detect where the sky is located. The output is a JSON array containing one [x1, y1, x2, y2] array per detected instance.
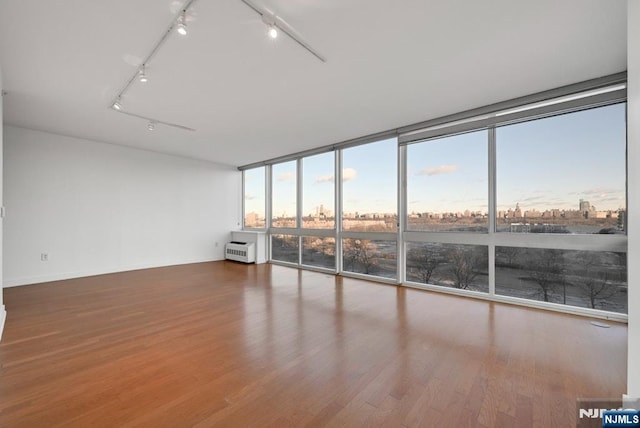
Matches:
[[245, 103, 626, 217], [495, 103, 625, 213], [407, 131, 487, 214]]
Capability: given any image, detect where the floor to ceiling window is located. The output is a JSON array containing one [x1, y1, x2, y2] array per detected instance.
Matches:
[[301, 152, 336, 269], [493, 103, 627, 313], [341, 138, 398, 279], [400, 87, 627, 316], [271, 160, 298, 263], [241, 76, 628, 320], [405, 130, 489, 293]]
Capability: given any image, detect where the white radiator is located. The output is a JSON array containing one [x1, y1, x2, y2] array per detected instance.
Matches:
[[225, 242, 255, 263]]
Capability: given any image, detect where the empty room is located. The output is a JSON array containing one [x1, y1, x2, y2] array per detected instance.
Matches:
[[0, 1, 638, 427]]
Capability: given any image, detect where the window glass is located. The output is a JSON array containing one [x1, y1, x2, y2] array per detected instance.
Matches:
[[271, 235, 299, 263], [302, 237, 335, 269], [342, 138, 397, 232], [406, 242, 488, 292], [342, 239, 397, 279], [407, 130, 488, 232], [271, 161, 297, 228], [496, 104, 626, 234], [495, 247, 627, 313], [244, 167, 265, 228], [302, 152, 334, 229]]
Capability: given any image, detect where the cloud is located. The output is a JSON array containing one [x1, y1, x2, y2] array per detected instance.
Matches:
[[576, 187, 621, 196], [277, 172, 295, 181], [315, 168, 357, 183], [418, 165, 459, 176], [315, 174, 334, 184], [598, 196, 623, 202], [521, 196, 545, 202], [583, 188, 615, 195], [244, 193, 256, 200], [342, 168, 357, 182]]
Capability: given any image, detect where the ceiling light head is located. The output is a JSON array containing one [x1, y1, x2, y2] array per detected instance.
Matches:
[[177, 13, 187, 35], [147, 121, 156, 131], [268, 25, 278, 39], [261, 13, 278, 39], [139, 66, 148, 83], [112, 98, 122, 110]]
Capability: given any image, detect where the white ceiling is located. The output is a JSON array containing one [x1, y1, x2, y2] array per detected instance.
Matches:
[[0, 0, 627, 167]]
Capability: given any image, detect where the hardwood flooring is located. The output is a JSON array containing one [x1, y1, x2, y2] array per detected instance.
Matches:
[[0, 261, 627, 427]]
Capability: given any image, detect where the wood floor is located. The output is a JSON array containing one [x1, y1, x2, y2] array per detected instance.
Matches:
[[0, 262, 627, 427]]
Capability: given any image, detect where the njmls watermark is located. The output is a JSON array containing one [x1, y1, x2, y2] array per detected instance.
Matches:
[[577, 398, 640, 428]]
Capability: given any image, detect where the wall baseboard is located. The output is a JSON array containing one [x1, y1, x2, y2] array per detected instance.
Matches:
[[2, 257, 224, 288]]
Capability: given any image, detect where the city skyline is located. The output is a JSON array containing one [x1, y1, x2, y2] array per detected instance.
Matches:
[[248, 198, 624, 221]]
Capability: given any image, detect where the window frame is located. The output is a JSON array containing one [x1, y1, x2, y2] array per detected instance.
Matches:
[[239, 74, 628, 322]]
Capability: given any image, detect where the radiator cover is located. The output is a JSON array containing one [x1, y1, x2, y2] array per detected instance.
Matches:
[[225, 242, 255, 263]]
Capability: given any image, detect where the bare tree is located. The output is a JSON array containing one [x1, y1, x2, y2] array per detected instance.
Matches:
[[344, 239, 378, 274], [407, 246, 441, 284], [580, 273, 616, 309], [576, 254, 618, 309], [500, 246, 520, 267], [448, 247, 481, 290], [527, 249, 564, 302]]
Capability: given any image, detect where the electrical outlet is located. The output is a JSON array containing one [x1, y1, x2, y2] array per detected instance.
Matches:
[[41, 253, 48, 262]]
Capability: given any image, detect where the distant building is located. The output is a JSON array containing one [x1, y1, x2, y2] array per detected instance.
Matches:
[[579, 199, 596, 218], [514, 203, 522, 218], [525, 209, 542, 218], [245, 212, 259, 225]]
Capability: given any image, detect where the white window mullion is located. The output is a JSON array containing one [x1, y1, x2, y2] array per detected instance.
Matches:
[[297, 158, 303, 266], [398, 144, 407, 284], [335, 150, 343, 274], [488, 127, 497, 296], [265, 165, 272, 260]]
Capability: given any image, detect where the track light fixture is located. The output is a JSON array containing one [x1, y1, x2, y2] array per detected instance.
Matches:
[[241, 0, 326, 62], [260, 13, 278, 40], [177, 12, 187, 35], [112, 98, 122, 110], [267, 24, 278, 39], [139, 65, 148, 83], [147, 121, 156, 131]]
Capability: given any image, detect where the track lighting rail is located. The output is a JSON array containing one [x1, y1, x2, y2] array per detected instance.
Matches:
[[108, 0, 324, 131]]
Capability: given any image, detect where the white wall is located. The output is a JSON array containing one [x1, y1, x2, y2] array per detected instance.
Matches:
[[3, 126, 241, 287], [627, 0, 640, 402], [0, 66, 5, 338]]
